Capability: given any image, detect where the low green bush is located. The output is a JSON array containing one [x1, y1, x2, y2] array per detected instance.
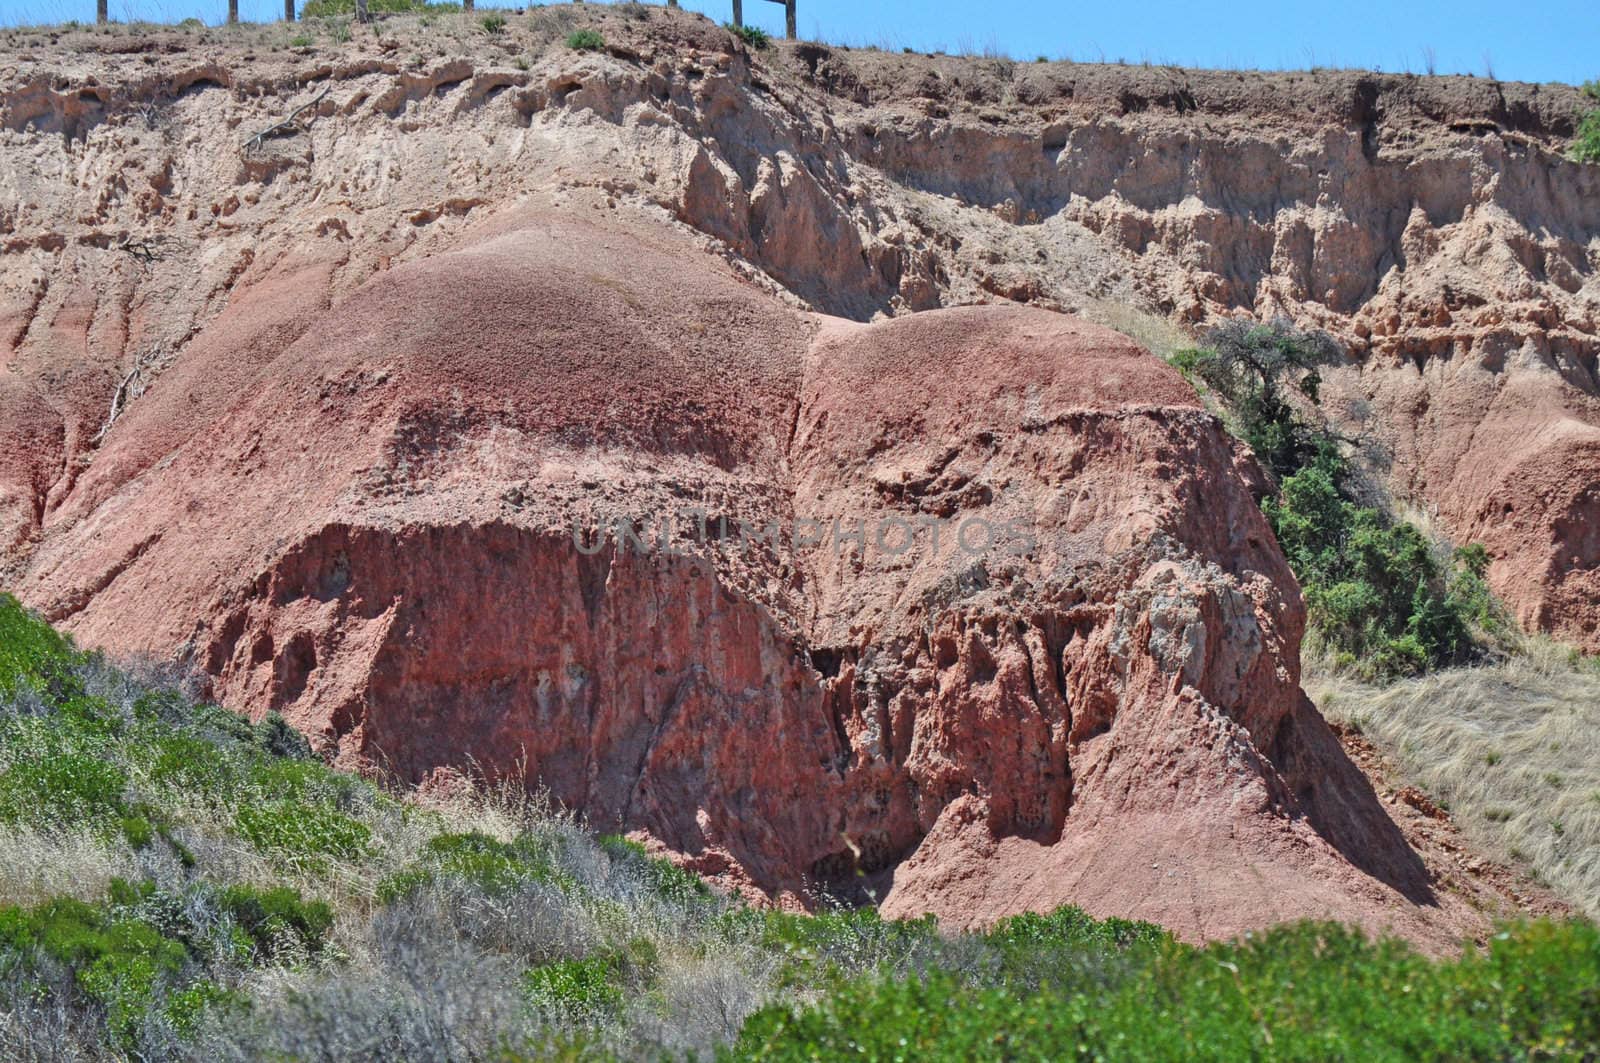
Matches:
[[215, 884, 334, 960], [524, 952, 625, 1019], [715, 905, 941, 987], [730, 919, 1600, 1061], [1171, 324, 1505, 676], [1571, 81, 1600, 164], [0, 736, 126, 827], [377, 830, 571, 901], [566, 28, 605, 52], [0, 593, 76, 696], [1264, 447, 1501, 676], [0, 878, 328, 1048], [236, 800, 373, 872], [599, 833, 711, 905], [724, 22, 771, 49]]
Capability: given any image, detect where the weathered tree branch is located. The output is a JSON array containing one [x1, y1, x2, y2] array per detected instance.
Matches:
[[240, 86, 332, 155]]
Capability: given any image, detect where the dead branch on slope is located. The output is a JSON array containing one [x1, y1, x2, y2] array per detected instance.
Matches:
[[240, 86, 332, 155]]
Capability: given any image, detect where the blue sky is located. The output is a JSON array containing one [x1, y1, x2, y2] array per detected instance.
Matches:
[[3, 0, 1594, 86]]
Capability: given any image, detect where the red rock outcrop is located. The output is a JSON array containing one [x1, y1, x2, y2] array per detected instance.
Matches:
[[2, 10, 1596, 646], [6, 196, 1483, 943], [3, 9, 1593, 940]]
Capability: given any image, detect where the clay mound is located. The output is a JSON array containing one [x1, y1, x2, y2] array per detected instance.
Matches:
[[1, 13, 1595, 654], [791, 309, 1443, 938], [11, 210, 1485, 943]]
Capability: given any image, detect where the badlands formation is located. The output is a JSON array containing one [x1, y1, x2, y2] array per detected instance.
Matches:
[[1, 6, 1595, 943]]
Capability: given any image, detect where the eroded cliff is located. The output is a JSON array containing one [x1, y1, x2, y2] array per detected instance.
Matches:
[[1, 6, 1595, 940]]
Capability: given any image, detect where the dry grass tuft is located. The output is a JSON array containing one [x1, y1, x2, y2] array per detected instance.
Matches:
[[1079, 299, 1194, 364], [1309, 638, 1600, 917], [0, 828, 142, 908]]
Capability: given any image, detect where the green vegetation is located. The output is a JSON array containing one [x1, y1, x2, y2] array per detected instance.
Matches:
[[1266, 447, 1500, 675], [1571, 81, 1600, 164], [298, 0, 460, 16], [1173, 319, 1503, 677], [480, 12, 507, 35], [566, 28, 606, 52], [1171, 317, 1334, 480], [1, 595, 1596, 1057], [733, 920, 1600, 1060], [725, 23, 772, 49]]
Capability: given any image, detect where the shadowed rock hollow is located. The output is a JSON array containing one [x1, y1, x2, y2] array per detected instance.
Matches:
[[1, 6, 1594, 943]]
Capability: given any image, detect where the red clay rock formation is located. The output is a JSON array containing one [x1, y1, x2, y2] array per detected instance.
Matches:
[[2, 9, 1593, 939], [3, 12, 1598, 647], [7, 199, 1484, 943], [3, 10, 1596, 646]]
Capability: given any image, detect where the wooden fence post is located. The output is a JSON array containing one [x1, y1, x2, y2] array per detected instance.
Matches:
[[97, 0, 107, 23], [785, 0, 795, 38]]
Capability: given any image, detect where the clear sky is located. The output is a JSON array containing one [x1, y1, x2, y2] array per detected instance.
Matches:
[[3, 0, 1595, 86]]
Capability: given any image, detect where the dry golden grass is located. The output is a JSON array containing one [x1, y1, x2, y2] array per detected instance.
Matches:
[[1308, 638, 1600, 918], [0, 828, 141, 908], [1079, 299, 1194, 364]]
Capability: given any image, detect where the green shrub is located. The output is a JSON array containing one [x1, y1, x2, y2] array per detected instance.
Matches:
[[0, 879, 329, 1049], [724, 22, 770, 49], [377, 830, 570, 901], [0, 895, 188, 1043], [215, 884, 334, 960], [0, 594, 77, 697], [729, 919, 1600, 1061], [1263, 447, 1494, 676], [1572, 81, 1600, 164], [718, 905, 940, 985], [524, 953, 625, 1019], [236, 800, 372, 872], [255, 711, 315, 760], [479, 12, 506, 34], [143, 733, 243, 802], [984, 905, 1167, 954], [164, 979, 243, 1037], [566, 28, 605, 52], [1173, 323, 1505, 675], [0, 741, 126, 827], [599, 833, 710, 905], [1182, 318, 1335, 479]]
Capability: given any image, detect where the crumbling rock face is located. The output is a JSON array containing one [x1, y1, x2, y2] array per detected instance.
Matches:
[[2, 8, 1597, 643], [7, 200, 1479, 943], [1, 8, 1593, 938]]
